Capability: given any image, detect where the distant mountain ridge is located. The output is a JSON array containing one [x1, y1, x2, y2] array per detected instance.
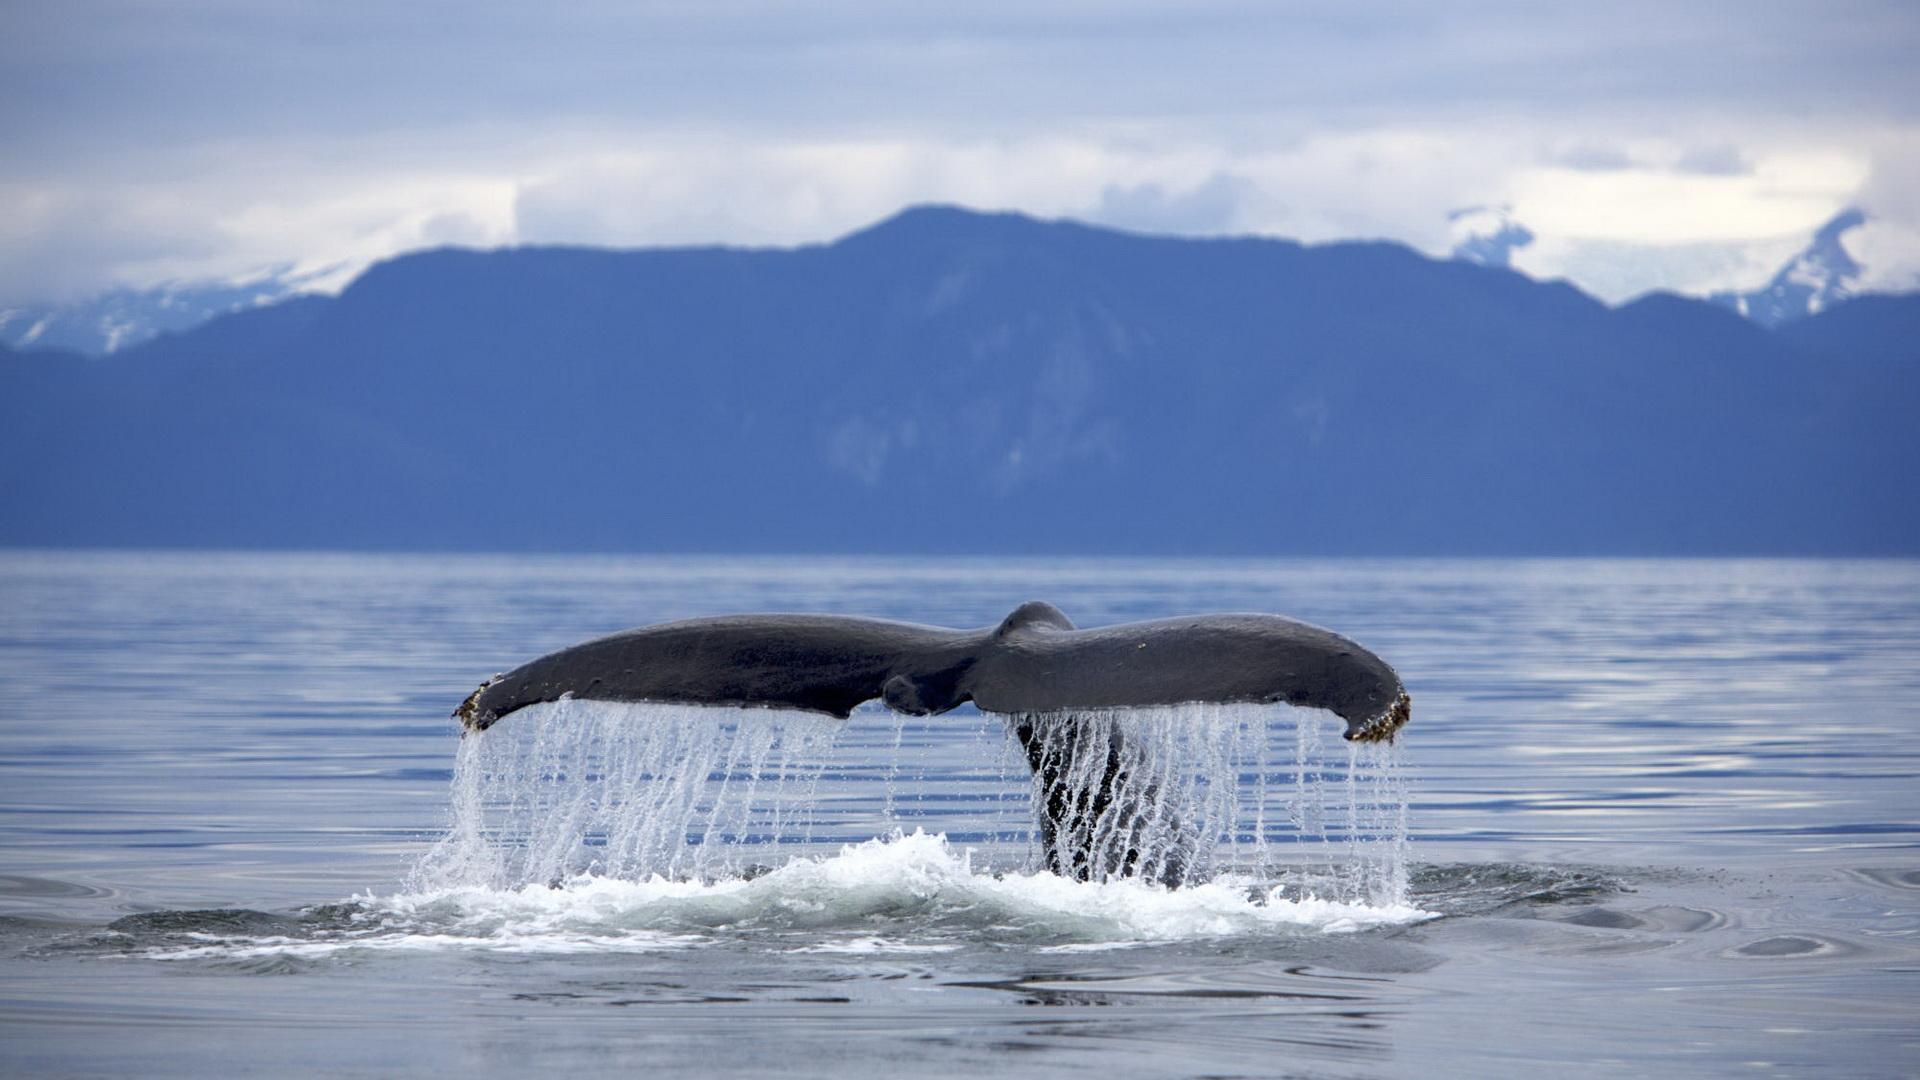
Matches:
[[8, 205, 1889, 357], [3, 206, 1915, 554]]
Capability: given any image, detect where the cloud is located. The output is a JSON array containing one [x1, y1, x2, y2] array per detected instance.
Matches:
[[1849, 220, 1920, 294], [2, 3, 1918, 303], [1507, 148, 1867, 245], [1090, 174, 1257, 235], [1449, 206, 1535, 268], [1848, 136, 1920, 291], [1674, 143, 1755, 176], [509, 138, 1226, 249], [1545, 143, 1636, 172], [0, 155, 518, 302], [1515, 234, 1808, 302], [0, 127, 1892, 307]]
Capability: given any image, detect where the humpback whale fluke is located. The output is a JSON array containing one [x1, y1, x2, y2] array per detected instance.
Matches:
[[453, 604, 1408, 880]]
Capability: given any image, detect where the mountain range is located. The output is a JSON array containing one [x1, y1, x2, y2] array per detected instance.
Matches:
[[1, 205, 1877, 358], [3, 206, 1915, 554]]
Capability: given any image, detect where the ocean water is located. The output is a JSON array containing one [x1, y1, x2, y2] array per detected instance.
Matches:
[[0, 552, 1916, 1077]]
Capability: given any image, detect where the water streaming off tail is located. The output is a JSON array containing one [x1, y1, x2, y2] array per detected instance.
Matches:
[[411, 700, 843, 891], [1005, 703, 1409, 902], [414, 698, 1411, 906]]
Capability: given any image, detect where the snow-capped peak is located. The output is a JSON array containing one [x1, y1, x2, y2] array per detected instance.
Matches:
[[0, 273, 308, 356], [1710, 209, 1865, 327]]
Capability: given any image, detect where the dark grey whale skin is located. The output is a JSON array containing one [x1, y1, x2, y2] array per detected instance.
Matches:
[[454, 602, 1409, 883], [455, 601, 1409, 742]]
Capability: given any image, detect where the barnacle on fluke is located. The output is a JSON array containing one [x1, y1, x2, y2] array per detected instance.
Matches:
[[1349, 690, 1413, 744]]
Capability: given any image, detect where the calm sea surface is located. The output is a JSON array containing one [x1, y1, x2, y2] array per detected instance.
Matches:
[[1, 552, 1916, 1078]]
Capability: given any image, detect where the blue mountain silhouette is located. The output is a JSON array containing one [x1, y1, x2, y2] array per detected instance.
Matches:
[[4, 206, 1915, 553]]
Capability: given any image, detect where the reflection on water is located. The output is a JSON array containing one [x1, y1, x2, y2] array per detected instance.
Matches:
[[1, 553, 1917, 1077]]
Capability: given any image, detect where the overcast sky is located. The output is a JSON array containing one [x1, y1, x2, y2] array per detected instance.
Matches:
[[4, 1, 1918, 303]]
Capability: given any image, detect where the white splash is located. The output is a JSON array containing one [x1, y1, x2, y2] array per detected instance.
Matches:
[[146, 831, 1433, 961]]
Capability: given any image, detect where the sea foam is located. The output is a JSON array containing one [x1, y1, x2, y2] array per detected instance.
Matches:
[[144, 830, 1433, 962], [227, 696, 1439, 961]]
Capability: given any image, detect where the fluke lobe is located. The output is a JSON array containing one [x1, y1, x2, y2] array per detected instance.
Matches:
[[454, 602, 1409, 880]]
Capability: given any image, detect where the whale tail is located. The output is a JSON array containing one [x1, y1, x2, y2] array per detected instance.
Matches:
[[453, 603, 1408, 881]]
